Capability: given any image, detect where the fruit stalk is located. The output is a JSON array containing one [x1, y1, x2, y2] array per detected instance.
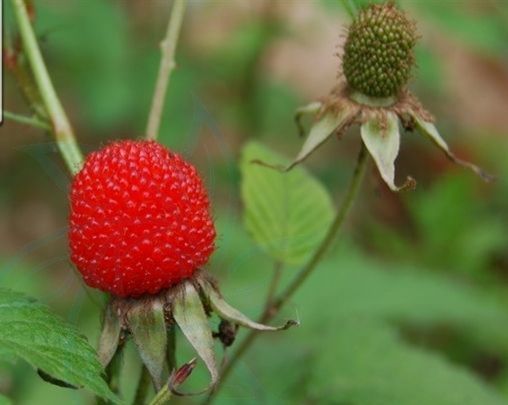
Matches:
[[146, 0, 188, 141], [205, 144, 369, 403], [10, 0, 84, 175]]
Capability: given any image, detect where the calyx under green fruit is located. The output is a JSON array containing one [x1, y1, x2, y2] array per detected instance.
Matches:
[[342, 2, 417, 98]]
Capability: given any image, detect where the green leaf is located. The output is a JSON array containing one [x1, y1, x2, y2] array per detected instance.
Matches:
[[298, 246, 508, 351], [241, 141, 334, 265], [0, 288, 119, 403], [310, 319, 506, 405]]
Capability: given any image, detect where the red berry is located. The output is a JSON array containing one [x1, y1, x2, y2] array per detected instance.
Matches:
[[69, 140, 216, 297]]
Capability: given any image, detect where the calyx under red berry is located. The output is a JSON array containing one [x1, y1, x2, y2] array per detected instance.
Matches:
[[69, 140, 216, 297], [342, 2, 417, 98]]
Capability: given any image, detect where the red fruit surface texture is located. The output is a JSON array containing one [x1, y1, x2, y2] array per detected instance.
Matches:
[[69, 140, 216, 297]]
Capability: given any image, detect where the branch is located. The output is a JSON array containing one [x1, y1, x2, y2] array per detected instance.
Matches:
[[145, 0, 187, 141], [10, 0, 84, 175], [4, 110, 51, 130]]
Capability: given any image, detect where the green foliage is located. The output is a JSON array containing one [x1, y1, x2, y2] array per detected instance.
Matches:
[[310, 319, 505, 405], [368, 174, 508, 277], [0, 288, 119, 403], [298, 247, 508, 350], [0, 394, 11, 405], [412, 0, 508, 55], [217, 242, 508, 404], [36, 0, 132, 130], [241, 142, 333, 265]]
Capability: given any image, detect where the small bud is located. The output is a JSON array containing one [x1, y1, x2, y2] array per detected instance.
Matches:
[[342, 2, 417, 98], [169, 358, 198, 392]]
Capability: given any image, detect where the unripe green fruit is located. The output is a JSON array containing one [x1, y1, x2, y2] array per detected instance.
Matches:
[[342, 2, 417, 98]]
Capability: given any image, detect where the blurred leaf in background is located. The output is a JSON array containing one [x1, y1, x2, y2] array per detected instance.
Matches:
[[241, 142, 333, 266]]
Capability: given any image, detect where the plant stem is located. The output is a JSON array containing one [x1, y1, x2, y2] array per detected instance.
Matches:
[[145, 0, 187, 141], [132, 366, 152, 405], [205, 144, 369, 404], [267, 145, 368, 313], [4, 110, 51, 130], [263, 261, 283, 315], [10, 0, 84, 175], [148, 385, 172, 405]]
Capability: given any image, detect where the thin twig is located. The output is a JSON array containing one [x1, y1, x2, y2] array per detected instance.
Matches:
[[10, 0, 84, 175], [263, 261, 283, 315], [145, 0, 187, 140], [148, 383, 172, 405], [4, 110, 51, 130], [6, 54, 49, 120], [205, 145, 369, 404]]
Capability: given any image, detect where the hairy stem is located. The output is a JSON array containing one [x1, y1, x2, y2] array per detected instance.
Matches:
[[205, 144, 369, 403], [148, 385, 172, 405], [10, 0, 84, 174], [145, 0, 187, 140]]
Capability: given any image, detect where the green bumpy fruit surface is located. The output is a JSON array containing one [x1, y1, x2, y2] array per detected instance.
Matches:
[[342, 2, 417, 98]]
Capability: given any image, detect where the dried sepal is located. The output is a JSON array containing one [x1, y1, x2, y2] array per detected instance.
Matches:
[[253, 104, 359, 172], [294, 101, 323, 137], [411, 112, 494, 182], [172, 280, 218, 394], [199, 279, 298, 331], [97, 301, 122, 368], [360, 111, 415, 191], [127, 298, 168, 390]]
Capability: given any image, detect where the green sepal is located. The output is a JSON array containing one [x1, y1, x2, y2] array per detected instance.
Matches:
[[98, 301, 122, 368], [173, 280, 218, 393], [411, 112, 494, 182], [294, 101, 322, 137], [127, 298, 168, 390], [253, 104, 358, 172], [360, 111, 415, 192], [199, 279, 298, 331]]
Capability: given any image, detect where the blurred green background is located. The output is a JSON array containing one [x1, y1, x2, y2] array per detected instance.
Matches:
[[1, 0, 508, 404]]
